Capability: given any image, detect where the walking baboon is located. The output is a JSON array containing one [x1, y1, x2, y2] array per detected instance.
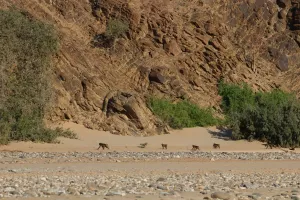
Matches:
[[97, 143, 109, 150], [213, 143, 220, 149], [161, 143, 167, 149], [262, 143, 273, 149], [139, 142, 148, 148], [281, 148, 288, 153], [192, 145, 200, 151]]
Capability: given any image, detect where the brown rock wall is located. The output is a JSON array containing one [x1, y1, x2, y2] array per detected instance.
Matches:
[[1, 0, 300, 135]]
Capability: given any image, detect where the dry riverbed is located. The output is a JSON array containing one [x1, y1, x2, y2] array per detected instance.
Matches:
[[0, 152, 300, 200], [0, 123, 299, 199]]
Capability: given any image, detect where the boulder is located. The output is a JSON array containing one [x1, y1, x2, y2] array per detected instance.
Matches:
[[149, 70, 166, 84], [103, 91, 169, 135], [277, 53, 289, 71]]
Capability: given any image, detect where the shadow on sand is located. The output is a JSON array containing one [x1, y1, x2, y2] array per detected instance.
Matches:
[[208, 127, 233, 141]]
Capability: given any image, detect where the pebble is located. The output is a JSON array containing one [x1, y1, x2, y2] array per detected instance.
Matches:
[[211, 192, 231, 200], [4, 187, 15, 193], [157, 177, 167, 182]]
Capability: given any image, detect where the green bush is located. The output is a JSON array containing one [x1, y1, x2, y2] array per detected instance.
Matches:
[[147, 97, 219, 129], [105, 18, 129, 40], [219, 81, 300, 148], [0, 8, 76, 144], [218, 80, 256, 114]]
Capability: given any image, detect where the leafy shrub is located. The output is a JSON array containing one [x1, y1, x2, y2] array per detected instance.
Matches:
[[219, 81, 300, 147], [0, 120, 10, 145], [0, 8, 76, 144], [105, 18, 129, 40], [147, 97, 219, 129], [218, 80, 256, 114]]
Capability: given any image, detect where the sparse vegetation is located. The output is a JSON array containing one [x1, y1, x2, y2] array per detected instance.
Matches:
[[147, 97, 220, 129], [218, 81, 300, 148], [105, 18, 129, 40], [0, 8, 76, 145], [92, 18, 129, 48]]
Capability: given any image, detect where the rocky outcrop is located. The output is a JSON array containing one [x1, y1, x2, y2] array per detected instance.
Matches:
[[1, 0, 300, 135], [102, 91, 169, 135]]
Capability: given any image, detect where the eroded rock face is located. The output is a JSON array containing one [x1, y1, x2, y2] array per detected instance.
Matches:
[[102, 91, 169, 135], [1, 0, 300, 135]]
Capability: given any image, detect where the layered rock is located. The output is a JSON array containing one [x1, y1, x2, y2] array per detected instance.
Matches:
[[1, 0, 300, 135]]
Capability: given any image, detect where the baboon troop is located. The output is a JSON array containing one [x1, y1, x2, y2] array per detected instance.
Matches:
[[161, 143, 167, 149], [192, 145, 200, 151], [213, 143, 220, 149], [97, 143, 109, 150], [96, 143, 227, 151]]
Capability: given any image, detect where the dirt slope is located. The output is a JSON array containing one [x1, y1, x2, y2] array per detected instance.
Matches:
[[1, 0, 300, 135]]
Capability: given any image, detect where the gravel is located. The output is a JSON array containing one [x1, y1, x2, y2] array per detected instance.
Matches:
[[0, 151, 299, 198], [0, 170, 299, 198], [0, 151, 299, 164]]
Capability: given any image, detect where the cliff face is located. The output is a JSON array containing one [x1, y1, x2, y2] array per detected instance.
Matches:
[[1, 0, 300, 135]]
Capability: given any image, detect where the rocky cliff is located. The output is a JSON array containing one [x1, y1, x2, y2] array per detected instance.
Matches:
[[1, 0, 300, 135]]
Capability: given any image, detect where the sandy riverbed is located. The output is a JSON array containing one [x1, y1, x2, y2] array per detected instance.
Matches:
[[0, 122, 295, 153], [0, 123, 299, 200]]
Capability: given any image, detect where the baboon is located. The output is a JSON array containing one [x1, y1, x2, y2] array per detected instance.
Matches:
[[192, 145, 200, 151], [139, 142, 148, 148], [289, 147, 295, 151], [161, 143, 167, 149], [281, 148, 289, 153], [213, 143, 220, 149], [262, 143, 273, 149], [97, 143, 109, 150]]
